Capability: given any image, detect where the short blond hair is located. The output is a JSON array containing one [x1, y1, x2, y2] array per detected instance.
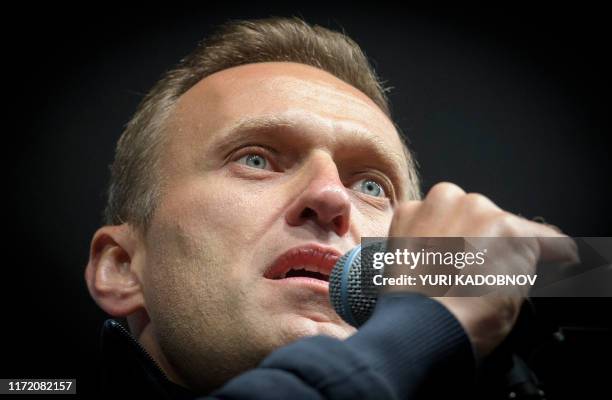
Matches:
[[104, 17, 421, 230]]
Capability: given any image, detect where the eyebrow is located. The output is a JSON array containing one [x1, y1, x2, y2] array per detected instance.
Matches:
[[213, 114, 410, 198], [214, 115, 301, 154]]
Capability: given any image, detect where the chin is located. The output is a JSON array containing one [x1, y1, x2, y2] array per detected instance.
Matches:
[[280, 315, 356, 344]]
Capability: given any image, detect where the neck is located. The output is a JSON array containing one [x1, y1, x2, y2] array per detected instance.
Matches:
[[127, 310, 189, 389]]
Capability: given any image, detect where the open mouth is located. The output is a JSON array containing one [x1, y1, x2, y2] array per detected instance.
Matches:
[[264, 245, 341, 284], [273, 266, 330, 282]]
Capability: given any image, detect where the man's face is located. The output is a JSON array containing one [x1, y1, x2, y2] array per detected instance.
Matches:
[[139, 62, 410, 389]]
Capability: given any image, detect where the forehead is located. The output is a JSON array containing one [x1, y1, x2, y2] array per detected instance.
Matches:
[[164, 62, 408, 181]]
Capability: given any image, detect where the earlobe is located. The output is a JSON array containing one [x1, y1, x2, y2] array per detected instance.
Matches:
[[85, 224, 145, 317]]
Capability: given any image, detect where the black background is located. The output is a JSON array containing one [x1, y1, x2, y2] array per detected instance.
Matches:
[[4, 4, 611, 399]]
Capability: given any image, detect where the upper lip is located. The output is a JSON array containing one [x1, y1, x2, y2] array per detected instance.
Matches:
[[264, 244, 342, 280]]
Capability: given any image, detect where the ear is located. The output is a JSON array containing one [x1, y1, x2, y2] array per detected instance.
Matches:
[[85, 224, 145, 317]]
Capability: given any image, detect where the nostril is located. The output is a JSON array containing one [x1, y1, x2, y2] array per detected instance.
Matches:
[[300, 208, 316, 220]]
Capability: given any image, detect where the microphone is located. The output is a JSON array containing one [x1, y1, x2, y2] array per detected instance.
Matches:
[[328, 242, 547, 400], [329, 242, 385, 328]]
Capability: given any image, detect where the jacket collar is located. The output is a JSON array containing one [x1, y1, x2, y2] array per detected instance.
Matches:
[[100, 319, 196, 399]]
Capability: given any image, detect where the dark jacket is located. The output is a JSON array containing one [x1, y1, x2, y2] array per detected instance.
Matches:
[[100, 293, 476, 399]]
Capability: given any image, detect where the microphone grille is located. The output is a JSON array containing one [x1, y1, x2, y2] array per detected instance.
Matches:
[[329, 242, 386, 327]]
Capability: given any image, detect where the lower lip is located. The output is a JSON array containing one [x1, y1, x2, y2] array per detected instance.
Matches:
[[266, 276, 330, 293]]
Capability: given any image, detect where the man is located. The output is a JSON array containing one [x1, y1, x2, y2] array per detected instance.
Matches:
[[85, 17, 577, 399]]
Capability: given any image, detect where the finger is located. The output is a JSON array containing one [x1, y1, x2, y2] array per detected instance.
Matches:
[[515, 218, 579, 264], [406, 183, 466, 235], [423, 182, 466, 207], [536, 235, 580, 265], [531, 216, 563, 233], [388, 200, 421, 237]]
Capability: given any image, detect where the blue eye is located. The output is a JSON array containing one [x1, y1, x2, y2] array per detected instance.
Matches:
[[238, 154, 269, 170], [353, 179, 386, 197]]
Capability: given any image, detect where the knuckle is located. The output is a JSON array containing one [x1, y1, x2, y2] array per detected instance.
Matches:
[[463, 193, 503, 215], [493, 212, 521, 236], [541, 221, 563, 234], [426, 182, 465, 202], [463, 192, 491, 208]]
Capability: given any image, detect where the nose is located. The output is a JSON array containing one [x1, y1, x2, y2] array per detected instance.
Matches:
[[285, 153, 351, 237]]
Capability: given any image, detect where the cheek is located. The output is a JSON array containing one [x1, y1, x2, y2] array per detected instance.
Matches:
[[159, 175, 284, 246], [352, 205, 394, 237], [142, 175, 285, 302], [141, 223, 255, 343]]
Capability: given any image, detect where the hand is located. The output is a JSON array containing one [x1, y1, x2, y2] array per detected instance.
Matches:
[[387, 182, 578, 359]]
